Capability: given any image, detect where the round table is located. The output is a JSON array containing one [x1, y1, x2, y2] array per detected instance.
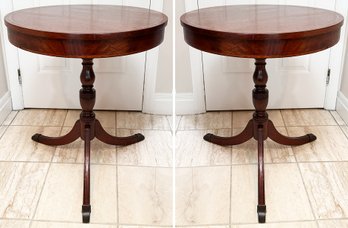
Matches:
[[5, 5, 167, 223], [181, 5, 343, 223]]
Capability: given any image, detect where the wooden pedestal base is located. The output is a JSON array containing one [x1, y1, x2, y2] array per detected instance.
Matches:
[[32, 59, 145, 223], [203, 59, 317, 223]]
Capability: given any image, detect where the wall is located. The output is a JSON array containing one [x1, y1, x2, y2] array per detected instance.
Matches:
[[175, 0, 193, 93], [340, 38, 348, 98], [0, 36, 8, 98], [155, 0, 173, 93], [336, 0, 348, 123], [0, 29, 12, 124]]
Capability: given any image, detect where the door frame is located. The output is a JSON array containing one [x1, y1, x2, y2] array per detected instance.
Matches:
[[325, 0, 348, 110], [0, 0, 23, 110], [183, 0, 348, 113], [1, 0, 172, 114]]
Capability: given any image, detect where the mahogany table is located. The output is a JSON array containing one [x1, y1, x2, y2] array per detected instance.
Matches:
[[5, 5, 167, 223], [181, 5, 343, 223]]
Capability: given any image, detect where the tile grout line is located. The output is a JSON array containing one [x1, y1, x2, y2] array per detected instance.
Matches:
[[230, 111, 234, 165], [115, 111, 120, 227], [230, 219, 321, 226], [329, 110, 345, 126], [116, 158, 120, 227], [281, 111, 318, 226], [24, 218, 119, 226], [229, 111, 233, 227], [1, 159, 347, 168], [0, 125, 10, 140], [28, 110, 68, 228], [229, 165, 233, 227], [338, 124, 348, 141], [3, 111, 19, 126], [175, 115, 183, 134]]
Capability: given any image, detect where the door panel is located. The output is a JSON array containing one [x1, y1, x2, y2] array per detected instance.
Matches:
[[14, 0, 153, 110], [198, 0, 335, 110]]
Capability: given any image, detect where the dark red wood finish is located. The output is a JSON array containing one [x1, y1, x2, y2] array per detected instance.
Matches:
[[5, 5, 167, 58], [5, 5, 167, 223], [181, 5, 343, 58], [182, 5, 343, 223]]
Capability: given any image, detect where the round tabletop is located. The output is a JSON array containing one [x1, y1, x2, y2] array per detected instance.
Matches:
[[5, 5, 168, 58], [181, 5, 344, 58]]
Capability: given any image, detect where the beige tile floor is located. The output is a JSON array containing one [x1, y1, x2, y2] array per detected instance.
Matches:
[[1, 109, 348, 228], [0, 109, 172, 228], [175, 109, 348, 228]]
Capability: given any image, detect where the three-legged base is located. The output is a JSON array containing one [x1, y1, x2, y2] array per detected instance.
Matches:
[[32, 118, 144, 223], [204, 118, 316, 223], [32, 118, 144, 147], [204, 59, 317, 223], [31, 59, 144, 223]]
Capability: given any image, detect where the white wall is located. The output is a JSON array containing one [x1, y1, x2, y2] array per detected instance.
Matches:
[[175, 0, 193, 93], [340, 38, 348, 98], [0, 31, 12, 124], [155, 0, 172, 93], [337, 37, 348, 123], [0, 36, 8, 98]]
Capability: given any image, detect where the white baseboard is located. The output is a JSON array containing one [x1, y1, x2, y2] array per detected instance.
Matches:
[[143, 92, 206, 115], [0, 91, 12, 124], [176, 93, 205, 115], [336, 91, 348, 124], [142, 93, 172, 115]]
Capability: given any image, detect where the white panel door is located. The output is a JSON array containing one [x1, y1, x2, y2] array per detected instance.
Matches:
[[14, 0, 155, 110], [197, 0, 337, 110]]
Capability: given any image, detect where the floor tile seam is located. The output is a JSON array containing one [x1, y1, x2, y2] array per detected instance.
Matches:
[[175, 161, 324, 169], [297, 161, 348, 164], [116, 158, 120, 227], [176, 115, 183, 132], [10, 109, 69, 127], [176, 128, 233, 132], [175, 225, 229, 228], [0, 218, 31, 221], [329, 111, 346, 126], [176, 126, 301, 131], [164, 115, 173, 132], [230, 219, 317, 226], [0, 125, 10, 140], [283, 125, 318, 222], [295, 160, 318, 221], [8, 124, 65, 127], [26, 218, 118, 225], [338, 125, 348, 140], [230, 112, 234, 168], [115, 128, 172, 132], [0, 160, 175, 168], [2, 111, 18, 126], [316, 217, 348, 221], [115, 110, 120, 227], [117, 164, 173, 169], [5, 124, 173, 131], [29, 123, 65, 222], [3, 160, 343, 167], [284, 124, 339, 128], [118, 224, 172, 227], [29, 158, 54, 223], [229, 165, 233, 226]]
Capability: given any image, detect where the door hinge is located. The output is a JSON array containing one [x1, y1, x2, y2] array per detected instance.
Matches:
[[326, 68, 331, 85], [17, 69, 22, 85]]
